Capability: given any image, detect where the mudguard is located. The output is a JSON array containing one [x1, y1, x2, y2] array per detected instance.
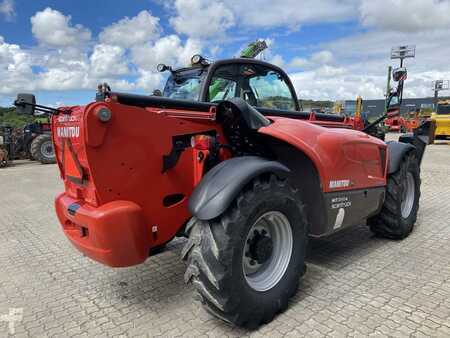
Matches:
[[189, 156, 290, 220], [387, 141, 415, 174], [216, 98, 270, 130]]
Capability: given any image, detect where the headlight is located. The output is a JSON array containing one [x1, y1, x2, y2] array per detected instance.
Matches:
[[157, 64, 167, 72], [191, 54, 202, 65]]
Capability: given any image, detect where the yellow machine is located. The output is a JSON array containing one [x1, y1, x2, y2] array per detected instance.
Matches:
[[355, 96, 363, 119], [432, 99, 450, 139], [332, 101, 343, 114]]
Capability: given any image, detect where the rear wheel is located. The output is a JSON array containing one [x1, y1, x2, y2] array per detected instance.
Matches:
[[30, 134, 56, 164], [369, 153, 420, 239], [182, 175, 308, 328]]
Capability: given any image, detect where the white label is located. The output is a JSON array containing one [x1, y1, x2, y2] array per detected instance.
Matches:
[[329, 179, 350, 189], [334, 208, 345, 229], [331, 196, 352, 209], [56, 126, 80, 138], [57, 115, 79, 123]]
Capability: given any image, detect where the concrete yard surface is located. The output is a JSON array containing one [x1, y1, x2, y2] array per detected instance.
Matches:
[[0, 136, 450, 337]]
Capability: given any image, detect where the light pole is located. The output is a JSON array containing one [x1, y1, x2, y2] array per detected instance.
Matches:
[[391, 45, 416, 68], [389, 45, 416, 108], [363, 45, 416, 133]]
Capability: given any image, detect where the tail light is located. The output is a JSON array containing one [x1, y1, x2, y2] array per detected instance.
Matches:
[[191, 135, 215, 150]]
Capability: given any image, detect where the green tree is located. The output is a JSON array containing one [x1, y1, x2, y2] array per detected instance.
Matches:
[[0, 107, 37, 128]]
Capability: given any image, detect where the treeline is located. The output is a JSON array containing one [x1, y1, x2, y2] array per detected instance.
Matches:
[[299, 100, 334, 110], [0, 107, 36, 128]]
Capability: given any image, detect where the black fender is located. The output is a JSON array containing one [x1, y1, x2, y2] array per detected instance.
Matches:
[[188, 156, 290, 221], [216, 98, 270, 130], [387, 141, 415, 174]]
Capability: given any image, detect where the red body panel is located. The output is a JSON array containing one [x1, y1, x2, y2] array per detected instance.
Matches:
[[52, 101, 221, 267], [261, 117, 387, 193], [52, 101, 387, 267]]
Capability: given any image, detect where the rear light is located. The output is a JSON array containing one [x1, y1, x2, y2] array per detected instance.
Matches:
[[191, 135, 215, 150]]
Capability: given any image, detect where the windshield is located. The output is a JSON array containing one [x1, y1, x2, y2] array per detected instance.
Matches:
[[163, 68, 206, 101], [437, 104, 450, 115]]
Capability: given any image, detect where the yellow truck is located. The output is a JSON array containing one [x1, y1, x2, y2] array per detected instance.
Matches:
[[432, 100, 450, 140]]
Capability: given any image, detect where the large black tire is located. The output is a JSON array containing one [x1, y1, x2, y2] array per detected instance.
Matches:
[[182, 175, 308, 328], [369, 153, 420, 239], [30, 134, 56, 164]]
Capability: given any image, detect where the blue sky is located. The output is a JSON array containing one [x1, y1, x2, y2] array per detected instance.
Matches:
[[1, 0, 450, 107]]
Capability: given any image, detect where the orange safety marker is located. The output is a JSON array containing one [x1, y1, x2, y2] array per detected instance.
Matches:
[[63, 140, 83, 182]]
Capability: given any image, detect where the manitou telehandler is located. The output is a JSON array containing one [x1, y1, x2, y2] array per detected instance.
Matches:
[[14, 53, 432, 328]]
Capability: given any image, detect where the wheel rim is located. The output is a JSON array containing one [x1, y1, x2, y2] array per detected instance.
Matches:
[[40, 140, 54, 159], [242, 211, 293, 292], [401, 172, 415, 219]]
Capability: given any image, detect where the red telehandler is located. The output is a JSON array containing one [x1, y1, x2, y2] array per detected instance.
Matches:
[[14, 55, 433, 328]]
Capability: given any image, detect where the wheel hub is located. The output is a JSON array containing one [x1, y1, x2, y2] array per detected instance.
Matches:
[[247, 230, 273, 265], [242, 211, 293, 292], [40, 140, 54, 158], [401, 172, 415, 219]]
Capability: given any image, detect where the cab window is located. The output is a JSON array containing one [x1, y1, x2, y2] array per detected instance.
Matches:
[[249, 70, 296, 110], [208, 64, 237, 102], [437, 104, 450, 115], [207, 63, 296, 110]]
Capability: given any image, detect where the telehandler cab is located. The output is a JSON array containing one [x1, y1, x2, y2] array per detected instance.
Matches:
[[14, 56, 432, 328]]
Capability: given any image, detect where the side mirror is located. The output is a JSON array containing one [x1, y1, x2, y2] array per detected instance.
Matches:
[[14, 93, 36, 115]]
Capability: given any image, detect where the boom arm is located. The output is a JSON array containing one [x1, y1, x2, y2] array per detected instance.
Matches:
[[240, 40, 268, 58], [209, 40, 269, 100]]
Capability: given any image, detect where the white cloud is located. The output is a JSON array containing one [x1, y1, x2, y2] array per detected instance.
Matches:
[[37, 67, 88, 91], [3, 1, 450, 103], [132, 35, 202, 70], [269, 54, 285, 68], [311, 50, 334, 65], [136, 70, 164, 92], [289, 57, 311, 70], [90, 44, 128, 76], [99, 10, 161, 48], [290, 70, 385, 101], [31, 8, 91, 47], [0, 0, 14, 20], [227, 0, 357, 29], [287, 24, 450, 100], [170, 0, 234, 39], [360, 0, 450, 32], [0, 36, 34, 94]]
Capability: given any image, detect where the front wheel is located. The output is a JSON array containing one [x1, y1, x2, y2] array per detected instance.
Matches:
[[182, 175, 308, 328], [369, 153, 420, 239]]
